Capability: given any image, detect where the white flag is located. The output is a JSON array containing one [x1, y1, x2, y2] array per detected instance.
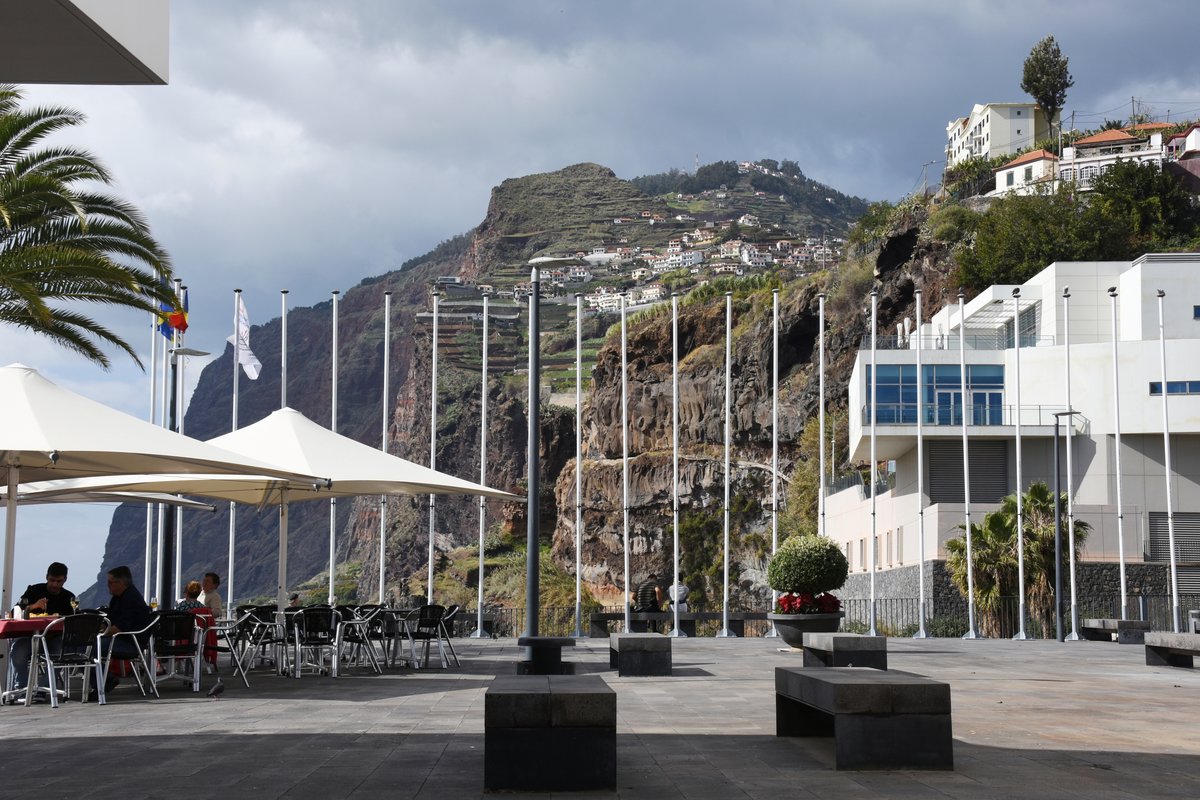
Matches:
[[227, 294, 262, 380]]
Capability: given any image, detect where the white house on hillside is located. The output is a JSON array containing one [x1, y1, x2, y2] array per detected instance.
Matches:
[[829, 254, 1200, 608], [992, 149, 1058, 196], [946, 102, 1051, 166], [1059, 130, 1166, 189]]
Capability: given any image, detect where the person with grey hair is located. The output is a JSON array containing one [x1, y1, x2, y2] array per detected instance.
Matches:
[[89, 565, 151, 701]]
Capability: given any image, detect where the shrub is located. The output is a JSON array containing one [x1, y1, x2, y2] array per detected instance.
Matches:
[[766, 535, 848, 596]]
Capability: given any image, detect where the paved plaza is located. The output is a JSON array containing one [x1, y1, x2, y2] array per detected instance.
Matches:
[[1, 635, 1197, 799]]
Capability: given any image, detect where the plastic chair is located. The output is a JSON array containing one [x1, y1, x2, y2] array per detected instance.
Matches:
[[26, 612, 108, 707]]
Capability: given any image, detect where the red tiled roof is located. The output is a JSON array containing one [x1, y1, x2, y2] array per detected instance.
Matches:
[[1073, 129, 1139, 147], [996, 149, 1058, 171], [1123, 122, 1174, 132]]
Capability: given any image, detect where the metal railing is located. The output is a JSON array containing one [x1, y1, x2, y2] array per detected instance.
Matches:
[[446, 594, 1199, 639], [860, 402, 1071, 427], [859, 334, 1055, 351]]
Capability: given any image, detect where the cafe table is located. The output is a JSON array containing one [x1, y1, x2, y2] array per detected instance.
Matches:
[[0, 616, 58, 704]]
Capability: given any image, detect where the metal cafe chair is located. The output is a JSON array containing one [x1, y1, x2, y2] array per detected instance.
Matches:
[[292, 606, 341, 677], [439, 604, 462, 667], [149, 610, 203, 693], [334, 606, 382, 675], [100, 617, 159, 699], [25, 612, 108, 707], [198, 609, 251, 688], [406, 605, 452, 669]]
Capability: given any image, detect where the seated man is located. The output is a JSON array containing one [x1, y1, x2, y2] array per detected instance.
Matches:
[[10, 562, 76, 696], [630, 572, 665, 632], [89, 565, 152, 701]]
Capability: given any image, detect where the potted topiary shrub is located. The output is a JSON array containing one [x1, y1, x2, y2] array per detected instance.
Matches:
[[766, 534, 849, 647]]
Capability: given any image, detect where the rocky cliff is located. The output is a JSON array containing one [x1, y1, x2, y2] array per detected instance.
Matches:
[[87, 163, 937, 610]]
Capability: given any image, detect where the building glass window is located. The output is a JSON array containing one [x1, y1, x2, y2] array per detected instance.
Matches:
[[1193, 305, 1200, 320], [1007, 172, 1014, 186], [1150, 381, 1200, 395]]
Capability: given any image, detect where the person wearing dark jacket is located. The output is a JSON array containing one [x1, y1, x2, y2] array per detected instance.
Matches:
[[90, 565, 152, 700]]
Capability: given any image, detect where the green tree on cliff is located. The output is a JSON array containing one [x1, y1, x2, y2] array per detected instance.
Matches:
[[1021, 35, 1074, 137]]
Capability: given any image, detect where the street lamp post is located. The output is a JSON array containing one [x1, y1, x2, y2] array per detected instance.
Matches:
[[1052, 409, 1077, 643], [161, 346, 208, 606]]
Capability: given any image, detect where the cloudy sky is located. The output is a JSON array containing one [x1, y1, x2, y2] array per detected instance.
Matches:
[[4, 0, 1198, 596]]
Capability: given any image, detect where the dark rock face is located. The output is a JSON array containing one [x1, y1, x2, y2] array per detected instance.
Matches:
[[85, 162, 894, 608]]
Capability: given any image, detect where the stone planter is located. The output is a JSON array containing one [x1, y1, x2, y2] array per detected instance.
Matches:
[[767, 612, 845, 648]]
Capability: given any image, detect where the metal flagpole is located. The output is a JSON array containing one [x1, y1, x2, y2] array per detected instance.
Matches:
[[1063, 287, 1080, 640], [766, 289, 780, 638], [145, 310, 158, 594], [428, 292, 439, 604], [572, 293, 584, 638], [1158, 290, 1180, 632], [670, 293, 684, 638], [229, 290, 242, 610], [1013, 289, 1027, 639], [868, 290, 878, 636], [328, 291, 340, 606], [279, 289, 289, 610], [526, 269, 541, 638], [173, 281, 185, 601], [473, 295, 490, 637], [281, 290, 289, 409], [155, 326, 168, 605], [914, 289, 928, 638], [1109, 287, 1128, 620], [717, 292, 734, 638], [379, 291, 391, 605], [621, 293, 630, 632], [818, 292, 827, 539], [960, 290, 979, 639]]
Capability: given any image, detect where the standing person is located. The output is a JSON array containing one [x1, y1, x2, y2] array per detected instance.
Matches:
[[198, 572, 224, 619], [10, 562, 76, 696], [90, 565, 152, 701]]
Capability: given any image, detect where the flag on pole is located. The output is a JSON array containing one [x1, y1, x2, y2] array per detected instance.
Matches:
[[227, 294, 262, 379], [158, 284, 189, 338]]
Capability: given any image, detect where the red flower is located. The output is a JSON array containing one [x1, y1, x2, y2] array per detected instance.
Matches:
[[774, 591, 840, 614]]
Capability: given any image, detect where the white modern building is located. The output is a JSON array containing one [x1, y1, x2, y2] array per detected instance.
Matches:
[[946, 102, 1051, 167], [828, 254, 1200, 599]]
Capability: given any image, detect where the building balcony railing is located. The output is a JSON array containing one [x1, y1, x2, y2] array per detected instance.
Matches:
[[860, 403, 1075, 428], [859, 333, 1054, 352]]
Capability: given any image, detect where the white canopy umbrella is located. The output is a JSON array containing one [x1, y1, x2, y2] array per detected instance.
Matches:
[[0, 363, 329, 611], [205, 408, 517, 609], [2, 488, 217, 512]]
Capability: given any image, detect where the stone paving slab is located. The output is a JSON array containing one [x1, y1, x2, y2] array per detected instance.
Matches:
[[1, 636, 1198, 798]]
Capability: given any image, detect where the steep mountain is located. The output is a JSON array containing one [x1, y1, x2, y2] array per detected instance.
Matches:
[[83, 161, 906, 610]]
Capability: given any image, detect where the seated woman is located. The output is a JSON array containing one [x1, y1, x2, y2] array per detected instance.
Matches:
[[176, 580, 204, 611]]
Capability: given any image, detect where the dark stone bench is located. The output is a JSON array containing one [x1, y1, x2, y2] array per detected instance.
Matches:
[[1081, 618, 1153, 645], [484, 674, 616, 791], [589, 611, 767, 638], [516, 636, 575, 675], [1144, 631, 1200, 669], [775, 666, 953, 770], [609, 632, 671, 676], [802, 632, 888, 670]]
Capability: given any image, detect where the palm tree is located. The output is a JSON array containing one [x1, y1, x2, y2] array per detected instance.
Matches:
[[946, 482, 1089, 638], [0, 84, 175, 368]]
